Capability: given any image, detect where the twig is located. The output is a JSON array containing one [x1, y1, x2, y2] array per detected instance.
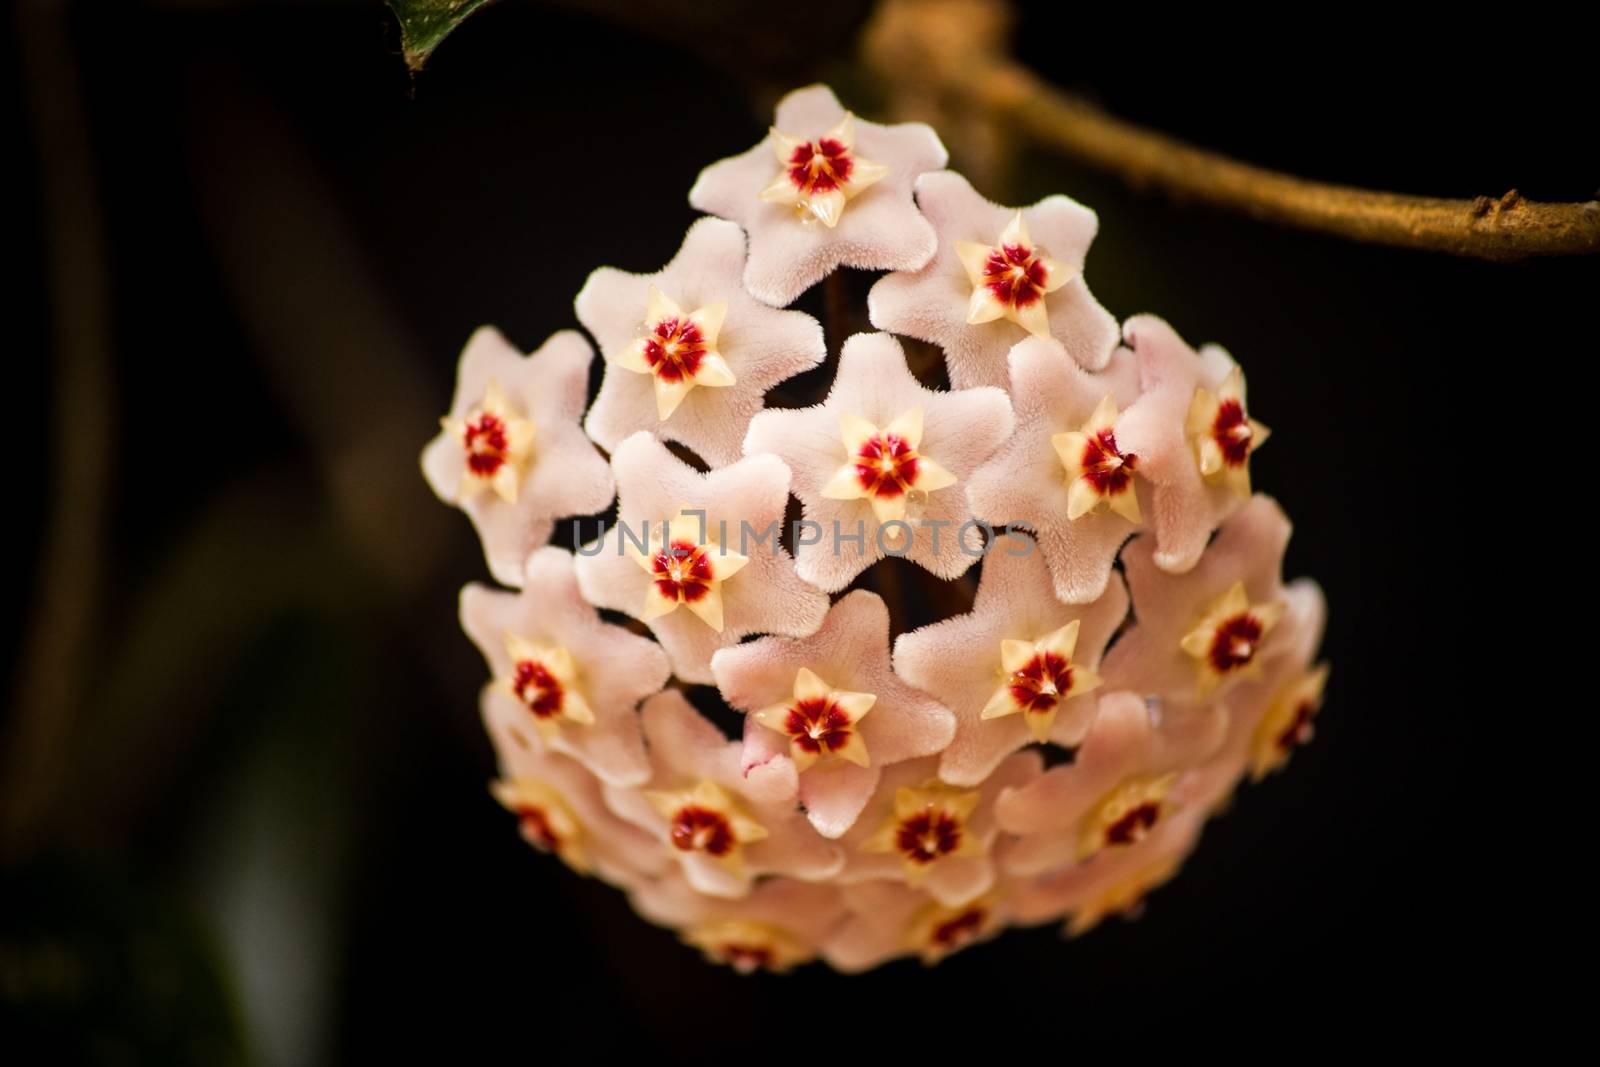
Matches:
[[863, 0, 1600, 262]]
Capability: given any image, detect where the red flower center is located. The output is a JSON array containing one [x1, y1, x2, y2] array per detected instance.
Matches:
[[511, 659, 564, 719], [1211, 399, 1254, 467], [931, 907, 987, 949], [515, 806, 560, 852], [642, 316, 706, 383], [1208, 613, 1265, 673], [983, 242, 1050, 308], [717, 943, 776, 974], [1104, 801, 1162, 847], [782, 697, 856, 757], [1276, 702, 1317, 752], [895, 809, 964, 864], [462, 413, 510, 477], [852, 433, 920, 500], [1080, 428, 1137, 495], [1008, 651, 1074, 715], [787, 137, 854, 194], [670, 805, 735, 856], [651, 540, 715, 603]]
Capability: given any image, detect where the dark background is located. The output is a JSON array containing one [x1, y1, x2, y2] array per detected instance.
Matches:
[[5, 0, 1592, 1060]]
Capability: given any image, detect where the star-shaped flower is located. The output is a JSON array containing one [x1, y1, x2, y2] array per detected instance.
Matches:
[[821, 879, 1011, 971], [742, 332, 1013, 591], [894, 532, 1128, 786], [603, 690, 844, 899], [629, 871, 846, 974], [689, 84, 947, 306], [1100, 494, 1296, 702], [1184, 575, 1327, 790], [480, 695, 670, 889], [750, 667, 877, 773], [1005, 803, 1204, 936], [576, 218, 827, 466], [627, 506, 750, 634], [993, 690, 1228, 875], [1114, 315, 1269, 573], [711, 590, 957, 839], [421, 327, 614, 588], [574, 432, 827, 683], [461, 547, 670, 786], [967, 337, 1145, 604], [842, 753, 1038, 907], [868, 170, 1117, 389]]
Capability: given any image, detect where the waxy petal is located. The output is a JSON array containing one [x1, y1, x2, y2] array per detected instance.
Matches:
[[712, 590, 957, 839], [574, 433, 827, 683], [577, 218, 826, 466], [868, 170, 1117, 389], [690, 85, 947, 306], [421, 328, 614, 587], [743, 332, 1013, 591]]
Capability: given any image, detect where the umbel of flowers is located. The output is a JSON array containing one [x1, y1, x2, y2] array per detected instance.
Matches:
[[422, 86, 1327, 973]]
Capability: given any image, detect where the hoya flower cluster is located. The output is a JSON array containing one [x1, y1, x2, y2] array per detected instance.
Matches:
[[422, 86, 1328, 973]]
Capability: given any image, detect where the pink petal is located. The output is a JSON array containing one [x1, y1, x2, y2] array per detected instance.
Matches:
[[629, 870, 847, 946], [572, 433, 827, 683], [711, 589, 957, 838], [421, 327, 614, 587], [1100, 493, 1292, 699], [966, 337, 1144, 603], [460, 547, 667, 786], [479, 692, 668, 888], [1114, 315, 1249, 573], [742, 332, 1013, 590], [994, 690, 1227, 837], [867, 170, 1117, 388], [893, 535, 1130, 785], [602, 691, 842, 897], [688, 85, 947, 306], [577, 218, 827, 466]]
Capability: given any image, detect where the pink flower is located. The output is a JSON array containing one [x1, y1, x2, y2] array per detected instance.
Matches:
[[742, 332, 1013, 590], [575, 218, 827, 466], [689, 85, 947, 306], [481, 692, 669, 890], [868, 170, 1117, 388], [1005, 802, 1207, 936], [1100, 494, 1297, 701], [894, 532, 1129, 786], [630, 871, 847, 974], [602, 690, 843, 898], [421, 327, 615, 587], [821, 879, 1011, 970], [573, 432, 827, 683], [839, 753, 1039, 907], [966, 336, 1145, 603], [711, 590, 956, 838], [993, 690, 1228, 875], [460, 547, 668, 787], [1114, 314, 1271, 573]]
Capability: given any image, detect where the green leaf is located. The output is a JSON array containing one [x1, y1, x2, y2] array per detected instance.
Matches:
[[388, 0, 497, 72]]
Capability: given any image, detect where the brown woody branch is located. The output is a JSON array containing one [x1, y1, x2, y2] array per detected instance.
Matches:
[[863, 0, 1599, 262]]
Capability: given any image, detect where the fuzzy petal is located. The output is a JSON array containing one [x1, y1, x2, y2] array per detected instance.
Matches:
[[577, 218, 827, 466], [742, 332, 1013, 590], [421, 327, 614, 587], [966, 337, 1144, 603], [894, 534, 1129, 786], [574, 433, 828, 683], [689, 85, 947, 306], [711, 590, 957, 839], [1114, 315, 1255, 573], [460, 547, 667, 786], [867, 171, 1117, 389]]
